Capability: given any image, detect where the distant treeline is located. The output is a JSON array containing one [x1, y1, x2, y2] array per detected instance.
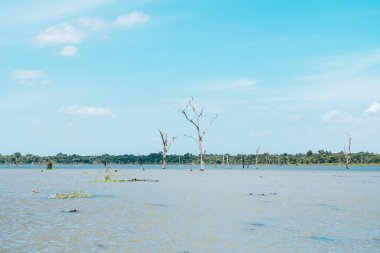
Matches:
[[0, 150, 380, 165]]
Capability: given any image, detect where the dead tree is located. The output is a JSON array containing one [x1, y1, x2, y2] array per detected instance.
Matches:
[[158, 129, 177, 170], [46, 159, 53, 170], [344, 132, 352, 169], [256, 146, 260, 169], [179, 97, 217, 171]]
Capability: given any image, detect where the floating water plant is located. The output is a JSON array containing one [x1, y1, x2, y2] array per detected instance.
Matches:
[[249, 192, 277, 196], [95, 177, 159, 183], [52, 190, 92, 199]]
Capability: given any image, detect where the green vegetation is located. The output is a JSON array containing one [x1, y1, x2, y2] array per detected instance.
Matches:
[[52, 190, 92, 199], [104, 174, 112, 182], [0, 150, 379, 166]]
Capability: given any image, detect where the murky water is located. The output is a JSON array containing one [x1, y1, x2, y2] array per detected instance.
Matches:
[[1, 168, 379, 252]]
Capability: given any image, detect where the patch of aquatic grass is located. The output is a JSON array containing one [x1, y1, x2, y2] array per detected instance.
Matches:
[[104, 174, 112, 182], [52, 190, 92, 199]]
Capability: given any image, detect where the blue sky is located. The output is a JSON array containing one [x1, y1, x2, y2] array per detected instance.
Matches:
[[1, 0, 380, 155]]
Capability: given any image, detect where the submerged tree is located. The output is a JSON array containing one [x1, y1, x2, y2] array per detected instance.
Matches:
[[179, 97, 217, 171], [256, 146, 260, 169], [158, 129, 177, 169], [344, 132, 352, 169], [46, 159, 53, 170]]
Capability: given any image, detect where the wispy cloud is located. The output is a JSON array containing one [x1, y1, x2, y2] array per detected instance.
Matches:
[[34, 23, 85, 46], [249, 129, 272, 138], [169, 97, 248, 113], [203, 78, 258, 91], [115, 11, 150, 26], [0, 0, 113, 30], [10, 69, 51, 84], [60, 105, 115, 117], [365, 102, 380, 113], [292, 49, 380, 103], [78, 17, 107, 31], [301, 49, 380, 82], [59, 45, 78, 57], [33, 11, 150, 55], [321, 110, 355, 123]]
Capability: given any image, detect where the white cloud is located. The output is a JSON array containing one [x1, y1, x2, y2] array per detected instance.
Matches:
[[115, 11, 150, 26], [10, 69, 50, 84], [321, 110, 354, 123], [34, 11, 149, 49], [34, 23, 85, 46], [365, 102, 380, 113], [78, 17, 107, 31], [59, 45, 78, 57], [204, 78, 258, 91], [60, 105, 115, 117]]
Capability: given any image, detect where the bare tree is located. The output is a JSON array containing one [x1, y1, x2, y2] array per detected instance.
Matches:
[[158, 129, 177, 170], [179, 97, 218, 171], [256, 146, 260, 169], [344, 132, 352, 170]]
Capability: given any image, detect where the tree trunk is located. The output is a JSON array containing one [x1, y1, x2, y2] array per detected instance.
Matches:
[[200, 154, 205, 171], [344, 133, 351, 170], [199, 145, 205, 171], [162, 152, 167, 169], [256, 146, 260, 169]]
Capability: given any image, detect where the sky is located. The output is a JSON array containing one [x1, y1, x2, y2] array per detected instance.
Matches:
[[1, 0, 380, 155]]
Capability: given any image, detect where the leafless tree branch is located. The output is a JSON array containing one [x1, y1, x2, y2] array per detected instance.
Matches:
[[179, 97, 218, 171], [184, 134, 197, 143], [158, 129, 177, 169]]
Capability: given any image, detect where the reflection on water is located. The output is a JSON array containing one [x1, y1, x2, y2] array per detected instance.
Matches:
[[0, 169, 379, 252]]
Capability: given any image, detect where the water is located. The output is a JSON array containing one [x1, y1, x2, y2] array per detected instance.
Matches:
[[1, 164, 380, 171], [0, 168, 379, 252]]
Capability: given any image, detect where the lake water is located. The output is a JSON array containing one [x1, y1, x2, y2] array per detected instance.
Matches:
[[1, 164, 380, 171], [0, 167, 379, 252]]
